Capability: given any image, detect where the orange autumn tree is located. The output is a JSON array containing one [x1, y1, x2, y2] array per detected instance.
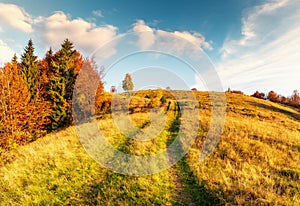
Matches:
[[73, 58, 105, 122], [73, 57, 112, 119], [94, 65, 111, 115], [0, 60, 50, 151]]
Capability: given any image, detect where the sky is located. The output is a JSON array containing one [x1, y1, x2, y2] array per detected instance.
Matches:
[[0, 0, 299, 95]]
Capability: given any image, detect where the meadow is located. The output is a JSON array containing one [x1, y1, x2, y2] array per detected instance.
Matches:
[[0, 91, 299, 205]]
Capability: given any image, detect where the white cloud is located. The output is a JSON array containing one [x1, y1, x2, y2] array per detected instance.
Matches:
[[0, 40, 15, 66], [132, 20, 155, 50], [36, 11, 118, 57], [215, 0, 300, 95], [173, 31, 212, 50], [0, 3, 33, 33], [92, 10, 103, 17], [132, 20, 212, 52]]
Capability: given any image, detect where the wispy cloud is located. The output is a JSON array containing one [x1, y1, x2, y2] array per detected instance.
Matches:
[[92, 10, 103, 18], [215, 0, 300, 95]]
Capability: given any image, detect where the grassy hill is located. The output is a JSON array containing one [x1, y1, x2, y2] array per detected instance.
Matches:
[[0, 91, 299, 205]]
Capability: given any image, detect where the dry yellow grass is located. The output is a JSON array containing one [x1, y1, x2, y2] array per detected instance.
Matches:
[[0, 90, 299, 205], [188, 92, 300, 205]]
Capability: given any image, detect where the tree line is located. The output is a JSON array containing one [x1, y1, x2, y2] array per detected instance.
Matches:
[[0, 39, 108, 152], [252, 90, 300, 108], [227, 88, 300, 108]]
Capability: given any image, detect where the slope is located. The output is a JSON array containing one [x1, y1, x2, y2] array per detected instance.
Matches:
[[0, 91, 299, 205]]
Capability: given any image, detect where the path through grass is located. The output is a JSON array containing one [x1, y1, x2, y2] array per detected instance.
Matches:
[[1, 91, 299, 205]]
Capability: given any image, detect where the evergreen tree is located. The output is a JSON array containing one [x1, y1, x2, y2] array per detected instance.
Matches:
[[44, 47, 54, 73], [122, 73, 134, 92], [44, 47, 54, 70], [20, 39, 40, 98], [46, 47, 53, 59], [11, 53, 18, 65], [48, 39, 78, 129], [39, 47, 55, 101]]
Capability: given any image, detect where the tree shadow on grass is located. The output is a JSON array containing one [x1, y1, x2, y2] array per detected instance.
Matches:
[[175, 158, 223, 206], [250, 102, 300, 121], [78, 172, 147, 205]]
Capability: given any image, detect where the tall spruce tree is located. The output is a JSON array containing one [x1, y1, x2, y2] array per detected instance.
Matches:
[[20, 39, 40, 98], [11, 53, 18, 65], [46, 47, 53, 58], [39, 47, 54, 102], [49, 39, 77, 129], [43, 47, 54, 74], [44, 47, 54, 68]]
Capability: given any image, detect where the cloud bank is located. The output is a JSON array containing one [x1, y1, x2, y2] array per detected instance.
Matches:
[[36, 11, 118, 56], [132, 20, 212, 52]]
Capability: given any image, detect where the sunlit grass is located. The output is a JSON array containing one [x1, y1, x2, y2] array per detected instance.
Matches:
[[0, 91, 299, 205], [187, 92, 300, 205], [0, 125, 178, 205]]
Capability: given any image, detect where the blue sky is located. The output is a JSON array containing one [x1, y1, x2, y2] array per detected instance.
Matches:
[[0, 0, 299, 95]]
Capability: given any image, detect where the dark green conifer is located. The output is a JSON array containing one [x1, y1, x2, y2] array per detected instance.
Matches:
[[20, 39, 40, 98], [11, 53, 18, 65], [49, 39, 77, 129]]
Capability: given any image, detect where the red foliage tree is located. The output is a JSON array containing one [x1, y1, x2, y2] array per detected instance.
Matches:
[[290, 90, 300, 104], [280, 96, 289, 104], [232, 90, 244, 95], [252, 91, 265, 99], [267, 91, 280, 103]]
